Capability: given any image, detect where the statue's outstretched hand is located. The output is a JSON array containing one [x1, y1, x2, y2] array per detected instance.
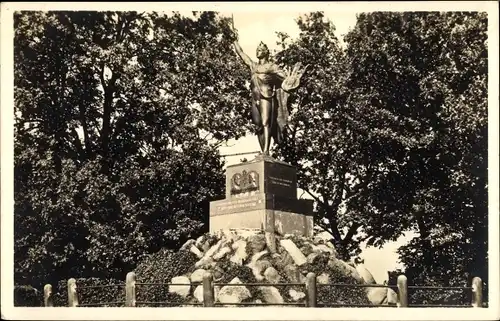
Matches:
[[229, 15, 239, 41], [282, 62, 309, 92]]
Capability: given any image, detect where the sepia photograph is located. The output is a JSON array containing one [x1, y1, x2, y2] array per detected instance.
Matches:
[[1, 1, 499, 320]]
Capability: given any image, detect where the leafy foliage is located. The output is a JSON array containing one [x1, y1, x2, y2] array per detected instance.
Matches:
[[345, 11, 488, 301], [135, 249, 199, 283], [272, 11, 487, 296], [14, 285, 43, 307], [273, 12, 393, 260], [52, 277, 124, 307], [14, 11, 249, 290]]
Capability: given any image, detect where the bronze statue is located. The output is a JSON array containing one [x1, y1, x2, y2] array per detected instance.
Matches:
[[230, 21, 308, 156]]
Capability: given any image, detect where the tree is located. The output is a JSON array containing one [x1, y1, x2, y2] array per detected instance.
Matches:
[[272, 12, 404, 260], [343, 11, 488, 298], [14, 11, 250, 288], [272, 10, 488, 296]]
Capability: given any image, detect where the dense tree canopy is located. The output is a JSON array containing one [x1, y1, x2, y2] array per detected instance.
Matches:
[[272, 11, 488, 294], [14, 11, 250, 288], [345, 11, 488, 291]]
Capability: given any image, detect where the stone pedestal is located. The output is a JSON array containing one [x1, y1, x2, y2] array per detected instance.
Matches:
[[209, 154, 314, 237]]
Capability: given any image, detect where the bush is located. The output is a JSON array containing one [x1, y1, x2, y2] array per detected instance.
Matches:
[[14, 285, 43, 307], [316, 260, 370, 306], [408, 288, 470, 306], [134, 248, 199, 304], [52, 277, 125, 307], [135, 249, 198, 281]]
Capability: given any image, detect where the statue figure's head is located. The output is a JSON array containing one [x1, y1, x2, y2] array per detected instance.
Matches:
[[256, 41, 270, 59]]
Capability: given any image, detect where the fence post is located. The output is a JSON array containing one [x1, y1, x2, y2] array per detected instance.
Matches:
[[305, 272, 317, 307], [43, 284, 53, 307], [471, 277, 483, 308], [397, 274, 408, 307], [125, 272, 136, 307], [203, 271, 215, 307], [67, 278, 79, 307]]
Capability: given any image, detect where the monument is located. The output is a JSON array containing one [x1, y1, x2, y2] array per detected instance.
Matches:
[[209, 20, 314, 239]]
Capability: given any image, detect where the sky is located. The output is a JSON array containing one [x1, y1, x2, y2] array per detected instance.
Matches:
[[216, 11, 417, 283]]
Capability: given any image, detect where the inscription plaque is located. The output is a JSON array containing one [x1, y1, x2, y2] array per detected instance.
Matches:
[[211, 195, 266, 216], [269, 176, 293, 188]]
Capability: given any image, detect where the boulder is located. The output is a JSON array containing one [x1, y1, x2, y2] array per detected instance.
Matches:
[[289, 289, 306, 301], [316, 273, 330, 284], [387, 288, 398, 305], [328, 259, 363, 283], [204, 239, 224, 259], [249, 259, 272, 281], [189, 245, 204, 259], [217, 277, 251, 304], [195, 257, 216, 270], [180, 239, 196, 251], [258, 286, 284, 304], [366, 287, 388, 305], [255, 260, 272, 272], [231, 239, 244, 250], [326, 241, 337, 251], [251, 266, 265, 281], [263, 267, 281, 284], [249, 250, 269, 265], [307, 252, 320, 264], [218, 229, 236, 242], [316, 244, 335, 255], [248, 234, 267, 254], [213, 246, 232, 261], [284, 265, 306, 283], [213, 265, 225, 281], [194, 285, 221, 303], [190, 269, 206, 284], [201, 241, 211, 253], [274, 251, 295, 270], [355, 263, 376, 284], [299, 243, 314, 257], [193, 285, 204, 303], [314, 231, 333, 244], [230, 240, 248, 265], [169, 276, 191, 298], [280, 239, 307, 266], [195, 235, 205, 248]]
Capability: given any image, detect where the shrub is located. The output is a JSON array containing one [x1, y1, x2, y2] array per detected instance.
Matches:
[[134, 248, 199, 304], [135, 249, 198, 282], [52, 277, 125, 307], [408, 288, 470, 306], [316, 260, 369, 306], [14, 285, 43, 307]]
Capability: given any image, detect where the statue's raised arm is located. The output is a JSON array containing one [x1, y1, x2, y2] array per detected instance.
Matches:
[[230, 17, 254, 68]]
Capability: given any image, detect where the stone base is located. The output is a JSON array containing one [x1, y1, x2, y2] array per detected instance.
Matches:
[[209, 155, 314, 238], [209, 193, 314, 237]]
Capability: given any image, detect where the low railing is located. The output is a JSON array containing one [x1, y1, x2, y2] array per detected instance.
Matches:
[[43, 272, 484, 308]]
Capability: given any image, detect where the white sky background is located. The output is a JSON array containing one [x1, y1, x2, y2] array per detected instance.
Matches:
[[217, 11, 416, 283]]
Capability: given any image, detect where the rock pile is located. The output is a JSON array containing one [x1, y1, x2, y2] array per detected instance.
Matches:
[[149, 229, 397, 306]]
